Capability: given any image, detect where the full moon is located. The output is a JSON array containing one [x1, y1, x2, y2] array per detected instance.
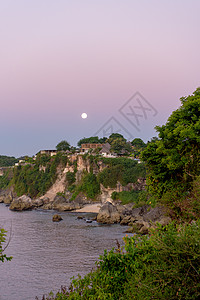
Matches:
[[81, 113, 88, 119]]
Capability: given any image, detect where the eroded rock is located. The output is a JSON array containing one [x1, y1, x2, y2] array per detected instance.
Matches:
[[97, 202, 121, 224], [9, 195, 33, 211], [52, 214, 63, 222]]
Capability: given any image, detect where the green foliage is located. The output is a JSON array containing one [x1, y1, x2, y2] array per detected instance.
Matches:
[[98, 165, 122, 188], [66, 172, 76, 185], [70, 172, 100, 200], [107, 133, 126, 141], [0, 228, 12, 263], [0, 169, 13, 189], [11, 153, 67, 198], [0, 155, 18, 167], [98, 158, 146, 187], [81, 173, 100, 198], [56, 140, 70, 151], [141, 88, 200, 213], [45, 221, 200, 300], [111, 190, 146, 206], [105, 134, 132, 155], [109, 138, 132, 155], [131, 138, 146, 149], [77, 136, 106, 147]]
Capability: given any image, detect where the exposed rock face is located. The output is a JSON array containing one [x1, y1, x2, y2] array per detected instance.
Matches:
[[32, 198, 44, 208], [0, 188, 14, 204], [73, 192, 91, 205], [52, 214, 63, 222], [54, 202, 82, 211], [97, 202, 171, 233], [99, 180, 146, 204], [51, 194, 83, 211], [9, 195, 33, 211], [97, 202, 121, 224]]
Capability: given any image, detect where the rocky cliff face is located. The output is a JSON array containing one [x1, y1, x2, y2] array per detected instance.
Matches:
[[0, 155, 146, 215]]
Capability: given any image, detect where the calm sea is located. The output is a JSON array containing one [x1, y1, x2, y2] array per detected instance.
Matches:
[[0, 204, 128, 300]]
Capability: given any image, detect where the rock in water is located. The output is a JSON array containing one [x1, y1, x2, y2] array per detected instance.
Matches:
[[97, 202, 121, 224], [52, 214, 63, 222], [9, 195, 33, 211]]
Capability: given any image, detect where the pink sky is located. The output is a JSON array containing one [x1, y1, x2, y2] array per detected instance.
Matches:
[[0, 0, 199, 157]]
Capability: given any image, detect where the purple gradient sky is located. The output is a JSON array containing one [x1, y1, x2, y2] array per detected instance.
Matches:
[[0, 0, 199, 157]]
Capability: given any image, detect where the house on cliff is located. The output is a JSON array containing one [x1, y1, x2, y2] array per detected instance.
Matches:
[[80, 143, 102, 153]]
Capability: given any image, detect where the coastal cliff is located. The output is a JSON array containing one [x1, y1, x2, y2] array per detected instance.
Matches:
[[0, 153, 155, 229]]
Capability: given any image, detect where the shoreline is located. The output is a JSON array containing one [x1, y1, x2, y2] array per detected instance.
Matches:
[[75, 203, 101, 213]]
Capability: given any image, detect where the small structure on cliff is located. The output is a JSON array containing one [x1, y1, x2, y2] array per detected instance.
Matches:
[[81, 143, 102, 153]]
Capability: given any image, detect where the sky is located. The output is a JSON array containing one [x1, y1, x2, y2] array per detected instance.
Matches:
[[0, 0, 199, 157]]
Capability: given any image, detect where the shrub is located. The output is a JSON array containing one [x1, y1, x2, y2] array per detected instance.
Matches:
[[97, 158, 146, 188], [70, 172, 100, 200], [66, 172, 76, 185], [11, 153, 67, 198], [44, 221, 200, 299], [0, 228, 12, 263]]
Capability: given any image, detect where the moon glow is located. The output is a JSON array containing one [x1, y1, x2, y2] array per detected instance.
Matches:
[[81, 113, 88, 119]]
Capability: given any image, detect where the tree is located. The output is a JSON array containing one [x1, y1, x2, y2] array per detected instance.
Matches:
[[0, 155, 18, 167], [131, 138, 146, 149], [107, 133, 126, 144], [110, 138, 132, 155], [141, 88, 200, 199], [56, 140, 70, 151], [77, 136, 100, 147]]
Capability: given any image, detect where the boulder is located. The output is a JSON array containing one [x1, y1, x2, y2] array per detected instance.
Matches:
[[55, 202, 82, 211], [32, 198, 44, 207], [52, 195, 68, 210], [73, 192, 91, 205], [40, 203, 53, 210], [52, 214, 63, 222], [143, 206, 171, 225], [156, 216, 172, 227], [41, 197, 50, 204], [131, 205, 150, 218], [0, 189, 13, 204], [139, 225, 149, 235], [120, 215, 136, 226], [97, 202, 121, 224], [116, 204, 129, 216], [9, 195, 33, 211]]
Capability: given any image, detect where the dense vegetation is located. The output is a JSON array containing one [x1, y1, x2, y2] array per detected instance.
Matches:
[[39, 89, 200, 300], [11, 153, 68, 198], [42, 221, 200, 300], [111, 190, 147, 207], [69, 172, 100, 201], [0, 155, 18, 167], [56, 140, 70, 151], [142, 88, 200, 219], [0, 169, 13, 189], [77, 136, 107, 147], [98, 157, 146, 187]]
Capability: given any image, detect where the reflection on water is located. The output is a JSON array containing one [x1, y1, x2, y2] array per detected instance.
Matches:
[[0, 204, 128, 300]]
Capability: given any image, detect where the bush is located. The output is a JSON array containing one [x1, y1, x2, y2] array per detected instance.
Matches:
[[97, 158, 146, 188], [70, 172, 100, 200], [111, 190, 141, 205], [66, 172, 76, 185], [44, 221, 200, 299], [0, 228, 12, 263], [11, 153, 67, 198]]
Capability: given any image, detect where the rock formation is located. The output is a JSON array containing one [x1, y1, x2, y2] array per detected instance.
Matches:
[[9, 195, 33, 211], [52, 214, 63, 222]]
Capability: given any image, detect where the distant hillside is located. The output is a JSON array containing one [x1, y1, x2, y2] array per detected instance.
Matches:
[[0, 155, 18, 167]]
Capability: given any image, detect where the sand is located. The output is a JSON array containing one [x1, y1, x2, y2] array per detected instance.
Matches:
[[75, 203, 101, 213]]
